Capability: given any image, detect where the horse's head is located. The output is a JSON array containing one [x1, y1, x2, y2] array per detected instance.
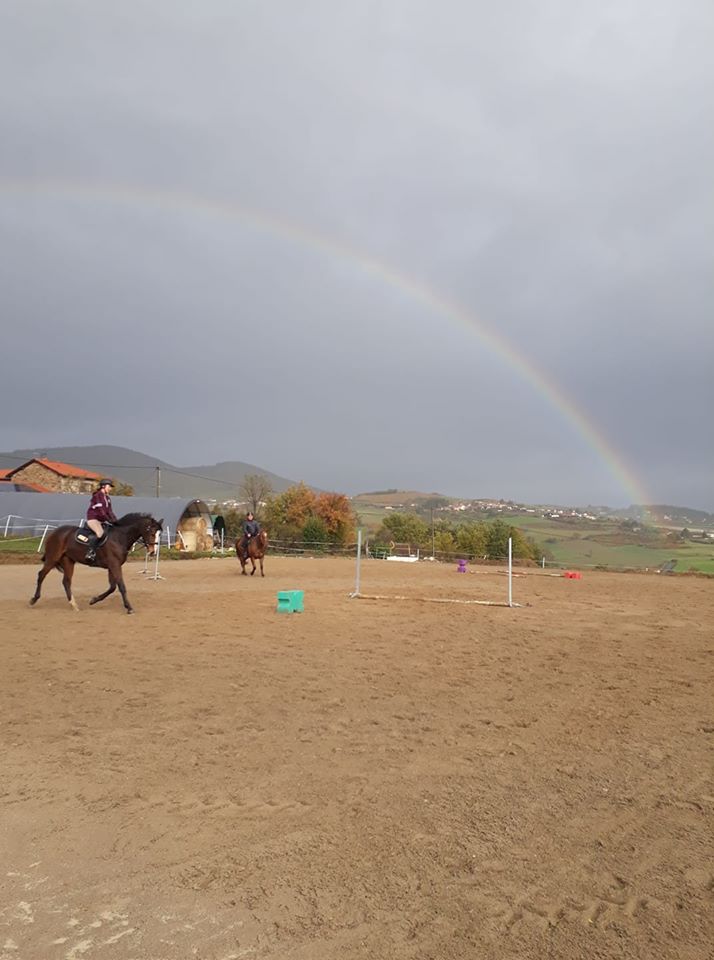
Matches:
[[142, 517, 164, 556]]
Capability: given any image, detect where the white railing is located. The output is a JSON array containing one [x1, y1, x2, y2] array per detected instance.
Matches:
[[1, 513, 85, 535]]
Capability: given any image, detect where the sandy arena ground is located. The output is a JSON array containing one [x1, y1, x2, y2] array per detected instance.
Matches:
[[1, 555, 712, 960]]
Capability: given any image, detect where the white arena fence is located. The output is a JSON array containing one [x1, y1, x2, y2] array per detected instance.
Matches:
[[1, 514, 173, 554], [1, 517, 681, 574], [263, 538, 532, 566], [262, 538, 358, 558]]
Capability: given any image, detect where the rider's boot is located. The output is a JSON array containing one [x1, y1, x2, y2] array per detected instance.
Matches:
[[85, 535, 98, 563]]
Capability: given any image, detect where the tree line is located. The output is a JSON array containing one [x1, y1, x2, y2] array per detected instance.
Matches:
[[220, 477, 356, 546], [374, 512, 540, 561], [120, 470, 540, 560], [218, 475, 539, 560]]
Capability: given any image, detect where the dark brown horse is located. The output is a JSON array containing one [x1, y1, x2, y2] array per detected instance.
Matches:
[[30, 513, 163, 615], [236, 529, 268, 576]]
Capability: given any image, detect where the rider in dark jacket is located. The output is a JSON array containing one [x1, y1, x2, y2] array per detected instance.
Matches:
[[240, 512, 261, 555], [85, 479, 118, 561]]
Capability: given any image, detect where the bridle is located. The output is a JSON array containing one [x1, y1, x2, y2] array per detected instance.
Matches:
[[141, 522, 160, 555]]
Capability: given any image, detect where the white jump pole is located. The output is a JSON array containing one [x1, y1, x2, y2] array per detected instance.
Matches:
[[4, 514, 14, 538], [37, 524, 50, 553], [153, 529, 164, 580], [508, 536, 513, 608], [144, 528, 166, 581], [153, 530, 161, 579], [351, 529, 362, 597]]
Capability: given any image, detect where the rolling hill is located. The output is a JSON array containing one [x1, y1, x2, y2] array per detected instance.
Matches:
[[0, 445, 299, 501]]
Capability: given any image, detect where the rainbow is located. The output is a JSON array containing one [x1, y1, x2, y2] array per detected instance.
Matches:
[[1, 176, 649, 505]]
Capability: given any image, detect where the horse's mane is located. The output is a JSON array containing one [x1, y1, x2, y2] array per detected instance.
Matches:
[[115, 512, 154, 526]]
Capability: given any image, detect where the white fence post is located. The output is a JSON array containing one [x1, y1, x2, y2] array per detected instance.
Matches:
[[508, 537, 513, 608], [351, 529, 362, 597], [37, 525, 50, 553], [144, 528, 165, 581]]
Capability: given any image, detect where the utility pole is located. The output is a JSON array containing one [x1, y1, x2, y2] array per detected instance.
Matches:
[[431, 507, 435, 559], [155, 466, 161, 498]]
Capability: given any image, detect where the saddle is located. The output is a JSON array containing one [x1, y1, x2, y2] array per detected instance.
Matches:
[[75, 526, 110, 562]]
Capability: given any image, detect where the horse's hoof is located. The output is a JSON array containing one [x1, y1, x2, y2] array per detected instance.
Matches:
[[89, 597, 98, 605], [126, 609, 134, 615], [29, 598, 37, 606]]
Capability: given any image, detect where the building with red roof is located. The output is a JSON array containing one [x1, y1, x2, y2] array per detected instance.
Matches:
[[3, 458, 102, 494]]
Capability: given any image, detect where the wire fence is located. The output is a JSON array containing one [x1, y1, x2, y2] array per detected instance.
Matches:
[[0, 514, 174, 554], [0, 515, 689, 573]]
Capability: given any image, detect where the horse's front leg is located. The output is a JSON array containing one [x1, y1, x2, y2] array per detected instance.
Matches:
[[114, 568, 134, 614], [259, 556, 264, 577], [239, 558, 247, 576], [89, 572, 117, 606], [29, 561, 53, 606], [60, 557, 79, 612], [250, 557, 257, 576]]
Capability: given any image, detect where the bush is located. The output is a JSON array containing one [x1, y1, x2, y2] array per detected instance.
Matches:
[[302, 516, 329, 547]]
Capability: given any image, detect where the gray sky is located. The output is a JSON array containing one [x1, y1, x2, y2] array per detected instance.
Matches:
[[1, 1, 712, 508]]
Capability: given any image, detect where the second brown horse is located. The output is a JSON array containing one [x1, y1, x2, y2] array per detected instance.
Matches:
[[236, 529, 268, 576]]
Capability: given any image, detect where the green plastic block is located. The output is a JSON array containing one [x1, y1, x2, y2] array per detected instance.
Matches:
[[277, 590, 304, 613]]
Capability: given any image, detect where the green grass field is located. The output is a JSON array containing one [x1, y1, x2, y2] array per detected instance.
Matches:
[[353, 505, 389, 531], [508, 514, 714, 572], [350, 501, 714, 573], [0, 536, 43, 553]]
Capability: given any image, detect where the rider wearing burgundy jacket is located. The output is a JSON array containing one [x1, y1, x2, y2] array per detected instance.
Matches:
[[87, 482, 118, 527], [85, 480, 118, 560]]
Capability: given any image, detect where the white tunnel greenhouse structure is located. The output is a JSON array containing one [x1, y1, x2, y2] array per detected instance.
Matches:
[[0, 493, 215, 551]]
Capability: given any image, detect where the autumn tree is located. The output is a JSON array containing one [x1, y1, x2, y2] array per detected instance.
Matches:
[[265, 483, 317, 539], [265, 484, 356, 543], [314, 492, 356, 544], [239, 473, 273, 517], [112, 479, 134, 496]]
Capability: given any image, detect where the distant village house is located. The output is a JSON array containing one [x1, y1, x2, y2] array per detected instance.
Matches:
[[0, 458, 102, 494]]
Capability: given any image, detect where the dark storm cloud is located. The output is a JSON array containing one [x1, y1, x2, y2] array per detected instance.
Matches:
[[1, 1, 712, 507]]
